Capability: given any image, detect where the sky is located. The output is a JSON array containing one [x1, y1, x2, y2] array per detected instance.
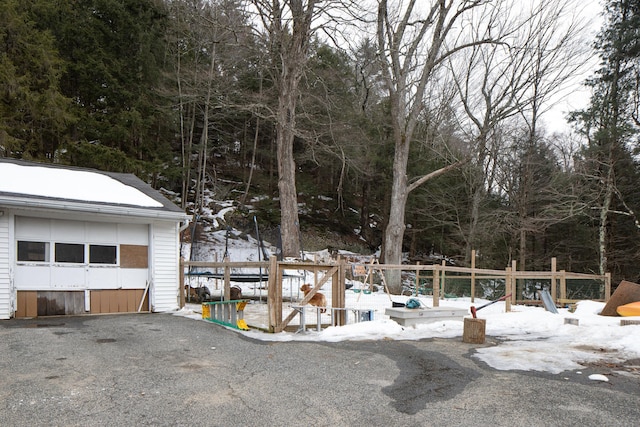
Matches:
[[541, 0, 603, 133], [179, 229, 640, 381], [0, 162, 162, 207]]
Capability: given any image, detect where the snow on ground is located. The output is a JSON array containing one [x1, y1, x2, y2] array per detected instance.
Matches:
[[176, 288, 640, 376], [178, 228, 640, 377]]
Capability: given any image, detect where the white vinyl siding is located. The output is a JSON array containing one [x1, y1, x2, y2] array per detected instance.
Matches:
[[150, 221, 180, 312], [0, 213, 11, 319], [14, 217, 150, 291]]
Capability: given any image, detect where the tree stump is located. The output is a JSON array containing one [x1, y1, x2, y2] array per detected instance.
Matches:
[[463, 317, 486, 344]]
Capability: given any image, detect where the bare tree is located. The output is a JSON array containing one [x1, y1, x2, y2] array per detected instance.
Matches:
[[249, 0, 364, 257], [167, 0, 253, 212], [375, 0, 496, 291], [450, 0, 593, 268], [246, 0, 325, 256]]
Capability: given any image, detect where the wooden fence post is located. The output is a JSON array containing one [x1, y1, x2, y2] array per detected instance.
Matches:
[[332, 257, 347, 326], [551, 257, 557, 302], [441, 260, 446, 298], [433, 266, 440, 307], [214, 252, 219, 290], [511, 260, 517, 306], [505, 266, 512, 313], [267, 256, 279, 333], [471, 249, 476, 303], [223, 256, 231, 301], [560, 270, 567, 303], [314, 253, 318, 286]]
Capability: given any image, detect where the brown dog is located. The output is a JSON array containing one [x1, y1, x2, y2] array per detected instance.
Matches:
[[300, 284, 327, 313], [184, 285, 211, 302], [230, 285, 242, 300]]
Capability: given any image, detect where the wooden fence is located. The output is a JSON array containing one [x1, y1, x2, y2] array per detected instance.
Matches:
[[180, 256, 610, 333]]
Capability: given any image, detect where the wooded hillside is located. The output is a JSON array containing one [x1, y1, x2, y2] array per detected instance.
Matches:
[[2, 0, 639, 286]]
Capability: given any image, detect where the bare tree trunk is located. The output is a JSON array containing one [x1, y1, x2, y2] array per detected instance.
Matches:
[[599, 162, 614, 276], [241, 116, 260, 205], [184, 103, 196, 209], [276, 78, 302, 256], [383, 135, 410, 272], [254, 0, 319, 257], [194, 39, 218, 214], [467, 177, 483, 263], [376, 0, 492, 293], [177, 40, 187, 210], [241, 70, 264, 205]]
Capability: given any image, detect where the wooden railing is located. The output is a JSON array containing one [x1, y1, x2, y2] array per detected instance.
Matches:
[[180, 256, 610, 333]]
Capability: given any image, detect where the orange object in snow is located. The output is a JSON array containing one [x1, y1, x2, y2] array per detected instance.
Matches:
[[616, 301, 640, 317]]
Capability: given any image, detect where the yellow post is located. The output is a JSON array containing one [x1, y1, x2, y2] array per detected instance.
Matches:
[[201, 303, 210, 319]]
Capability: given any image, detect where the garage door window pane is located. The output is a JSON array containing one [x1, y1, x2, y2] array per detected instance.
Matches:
[[90, 245, 117, 264], [17, 241, 50, 262], [55, 243, 85, 263]]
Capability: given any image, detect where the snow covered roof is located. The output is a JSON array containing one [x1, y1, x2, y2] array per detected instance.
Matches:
[[0, 158, 188, 221]]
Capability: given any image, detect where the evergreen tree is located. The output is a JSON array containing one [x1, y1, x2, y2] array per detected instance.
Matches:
[[0, 0, 73, 159], [571, 0, 640, 283], [31, 0, 175, 177]]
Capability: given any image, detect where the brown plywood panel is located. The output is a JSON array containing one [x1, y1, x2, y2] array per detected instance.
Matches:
[[92, 290, 105, 314], [90, 289, 148, 313], [138, 289, 149, 312], [90, 291, 101, 314], [120, 245, 148, 268], [91, 290, 112, 314], [95, 290, 113, 314], [100, 291, 111, 313], [127, 291, 137, 312], [16, 291, 38, 318], [116, 292, 127, 312]]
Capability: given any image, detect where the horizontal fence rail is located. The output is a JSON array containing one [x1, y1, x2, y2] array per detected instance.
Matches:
[[181, 255, 611, 333]]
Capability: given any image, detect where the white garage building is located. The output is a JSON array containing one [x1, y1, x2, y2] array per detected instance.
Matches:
[[0, 158, 190, 319]]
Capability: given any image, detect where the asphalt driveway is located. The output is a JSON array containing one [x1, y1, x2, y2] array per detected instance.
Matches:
[[1, 313, 638, 426]]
